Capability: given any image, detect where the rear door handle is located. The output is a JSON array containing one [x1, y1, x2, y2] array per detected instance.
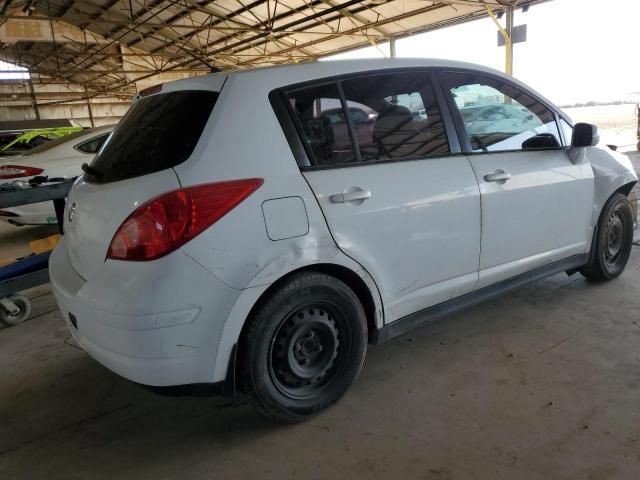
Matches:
[[484, 170, 511, 183], [330, 188, 372, 204]]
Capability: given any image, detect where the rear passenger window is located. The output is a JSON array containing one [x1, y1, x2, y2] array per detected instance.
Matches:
[[285, 71, 449, 167], [342, 72, 449, 162], [286, 83, 357, 166]]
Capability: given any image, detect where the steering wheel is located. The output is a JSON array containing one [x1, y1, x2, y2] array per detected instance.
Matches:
[[486, 112, 509, 121]]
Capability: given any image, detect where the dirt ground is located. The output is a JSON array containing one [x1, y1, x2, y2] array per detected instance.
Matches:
[[564, 103, 638, 151]]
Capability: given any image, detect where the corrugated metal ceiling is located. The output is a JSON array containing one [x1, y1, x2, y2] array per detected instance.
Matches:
[[0, 0, 549, 95]]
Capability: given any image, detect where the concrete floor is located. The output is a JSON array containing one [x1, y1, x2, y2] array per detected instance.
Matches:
[[1, 153, 639, 480]]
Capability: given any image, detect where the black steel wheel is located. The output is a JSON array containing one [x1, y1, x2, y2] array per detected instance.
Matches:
[[242, 272, 367, 422], [270, 303, 345, 399], [581, 192, 634, 280]]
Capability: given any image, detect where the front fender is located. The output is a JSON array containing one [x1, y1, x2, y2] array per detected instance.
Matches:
[[588, 146, 637, 225]]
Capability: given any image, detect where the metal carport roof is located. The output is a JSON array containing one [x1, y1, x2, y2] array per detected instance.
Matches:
[[0, 0, 550, 96]]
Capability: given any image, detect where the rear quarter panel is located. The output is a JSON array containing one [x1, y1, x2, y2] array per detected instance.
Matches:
[[172, 74, 385, 380]]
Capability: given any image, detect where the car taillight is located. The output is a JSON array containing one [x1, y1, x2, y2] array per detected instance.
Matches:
[[0, 165, 44, 179], [107, 178, 264, 261]]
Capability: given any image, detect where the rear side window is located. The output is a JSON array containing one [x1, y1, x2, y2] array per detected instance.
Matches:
[[89, 91, 218, 183], [75, 133, 109, 154], [286, 83, 358, 166], [285, 71, 449, 167], [341, 72, 449, 161]]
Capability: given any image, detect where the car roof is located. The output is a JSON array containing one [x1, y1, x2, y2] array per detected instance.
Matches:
[[234, 58, 502, 81], [167, 58, 505, 92], [153, 58, 561, 115]]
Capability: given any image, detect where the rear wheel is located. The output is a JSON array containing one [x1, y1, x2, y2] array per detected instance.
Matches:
[[241, 272, 367, 422], [581, 193, 634, 280]]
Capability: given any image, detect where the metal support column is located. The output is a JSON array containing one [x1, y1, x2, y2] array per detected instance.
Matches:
[[389, 37, 396, 58], [486, 5, 514, 76], [636, 102, 640, 151], [505, 6, 514, 76], [84, 86, 95, 128], [27, 78, 40, 120]]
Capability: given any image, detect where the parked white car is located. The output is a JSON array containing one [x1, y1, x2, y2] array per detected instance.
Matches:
[[50, 59, 638, 422], [0, 126, 113, 225]]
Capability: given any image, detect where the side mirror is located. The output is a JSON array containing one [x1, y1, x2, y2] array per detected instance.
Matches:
[[572, 123, 600, 148]]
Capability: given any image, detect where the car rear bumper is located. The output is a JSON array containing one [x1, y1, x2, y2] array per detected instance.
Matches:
[[49, 239, 242, 386]]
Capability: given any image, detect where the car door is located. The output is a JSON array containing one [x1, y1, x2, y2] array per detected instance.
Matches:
[[283, 70, 482, 323], [440, 70, 595, 289]]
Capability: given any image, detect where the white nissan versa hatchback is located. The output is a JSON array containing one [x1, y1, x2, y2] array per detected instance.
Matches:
[[50, 59, 637, 422]]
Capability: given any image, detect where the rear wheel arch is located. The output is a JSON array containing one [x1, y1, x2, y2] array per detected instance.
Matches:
[[233, 264, 380, 393], [239, 263, 381, 351], [239, 270, 369, 420]]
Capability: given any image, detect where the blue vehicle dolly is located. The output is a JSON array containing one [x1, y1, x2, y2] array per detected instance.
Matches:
[[0, 180, 73, 326]]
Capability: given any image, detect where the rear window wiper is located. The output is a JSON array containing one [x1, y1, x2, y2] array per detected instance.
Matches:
[[81, 163, 103, 180]]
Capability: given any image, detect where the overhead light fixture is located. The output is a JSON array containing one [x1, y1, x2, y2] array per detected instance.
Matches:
[[496, 11, 504, 19], [522, 5, 530, 12]]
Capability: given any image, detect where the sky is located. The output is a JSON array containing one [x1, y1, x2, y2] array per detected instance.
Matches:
[[0, 60, 29, 80], [324, 0, 640, 106]]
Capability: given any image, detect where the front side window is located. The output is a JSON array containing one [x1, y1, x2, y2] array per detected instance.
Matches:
[[559, 118, 574, 147], [442, 72, 561, 153], [285, 71, 449, 167]]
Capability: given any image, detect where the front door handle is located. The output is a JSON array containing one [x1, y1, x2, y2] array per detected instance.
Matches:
[[484, 170, 512, 183], [330, 188, 372, 204]]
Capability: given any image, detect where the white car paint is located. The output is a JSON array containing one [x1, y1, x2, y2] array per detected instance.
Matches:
[[49, 58, 637, 389], [0, 126, 113, 225], [468, 148, 595, 288]]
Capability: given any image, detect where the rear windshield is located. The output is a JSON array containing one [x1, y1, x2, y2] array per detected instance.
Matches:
[[88, 90, 218, 183]]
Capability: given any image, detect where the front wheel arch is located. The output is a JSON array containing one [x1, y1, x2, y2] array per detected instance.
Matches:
[[582, 191, 634, 280], [615, 181, 636, 197]]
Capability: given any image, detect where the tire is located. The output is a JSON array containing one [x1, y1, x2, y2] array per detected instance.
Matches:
[[580, 193, 634, 281], [0, 294, 31, 326], [241, 272, 368, 422]]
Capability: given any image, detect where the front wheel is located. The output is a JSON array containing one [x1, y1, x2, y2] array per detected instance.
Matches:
[[241, 272, 367, 422], [581, 193, 634, 280]]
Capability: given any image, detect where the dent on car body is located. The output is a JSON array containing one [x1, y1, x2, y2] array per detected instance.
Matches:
[[587, 146, 638, 226]]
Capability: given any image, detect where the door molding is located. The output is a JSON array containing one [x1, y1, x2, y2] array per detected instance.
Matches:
[[370, 254, 588, 344]]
